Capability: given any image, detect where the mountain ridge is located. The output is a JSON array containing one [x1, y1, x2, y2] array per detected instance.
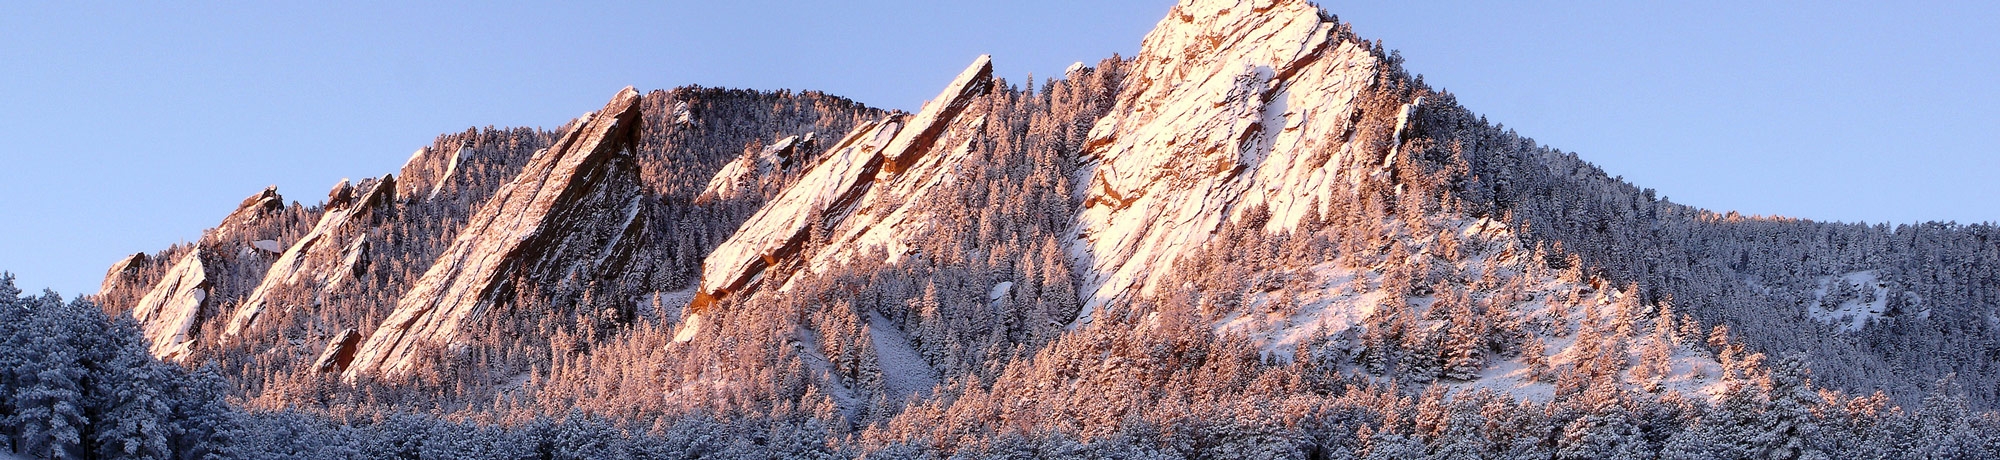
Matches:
[[60, 0, 2000, 456]]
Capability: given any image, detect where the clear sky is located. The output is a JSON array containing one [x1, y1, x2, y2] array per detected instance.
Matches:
[[2, 1, 1995, 296]]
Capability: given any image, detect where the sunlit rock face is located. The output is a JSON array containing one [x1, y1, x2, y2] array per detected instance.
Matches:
[[691, 56, 994, 316], [126, 186, 298, 361], [1070, 0, 1395, 321], [224, 175, 396, 341], [347, 87, 648, 379], [99, 252, 149, 297], [130, 248, 211, 361], [695, 133, 813, 204]]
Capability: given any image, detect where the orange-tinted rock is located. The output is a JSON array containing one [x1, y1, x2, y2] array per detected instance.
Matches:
[[346, 87, 646, 378]]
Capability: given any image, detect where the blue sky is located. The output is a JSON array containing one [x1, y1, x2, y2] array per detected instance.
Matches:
[[2, 1, 1995, 296]]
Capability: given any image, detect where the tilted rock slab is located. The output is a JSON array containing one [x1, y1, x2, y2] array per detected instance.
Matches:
[[1070, 0, 1389, 321], [126, 186, 291, 360], [695, 133, 807, 204], [99, 252, 149, 296], [314, 328, 363, 373], [690, 56, 993, 321], [346, 87, 647, 378], [224, 175, 396, 339], [130, 248, 211, 361]]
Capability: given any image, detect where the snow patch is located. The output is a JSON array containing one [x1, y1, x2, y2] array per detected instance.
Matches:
[[867, 311, 939, 402], [1810, 270, 1890, 332], [988, 281, 1014, 301]]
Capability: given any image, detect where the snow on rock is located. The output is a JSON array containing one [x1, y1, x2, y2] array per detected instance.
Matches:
[[225, 175, 396, 340], [251, 239, 284, 254], [130, 248, 211, 361], [347, 87, 648, 379], [1069, 0, 1388, 323], [692, 56, 994, 315], [428, 143, 466, 200], [989, 281, 1014, 301], [882, 55, 993, 175]]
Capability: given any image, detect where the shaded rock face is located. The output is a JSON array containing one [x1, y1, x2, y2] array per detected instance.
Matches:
[[225, 175, 397, 339], [130, 248, 211, 361], [1069, 0, 1387, 321], [691, 56, 993, 317], [347, 87, 648, 378], [313, 328, 362, 373]]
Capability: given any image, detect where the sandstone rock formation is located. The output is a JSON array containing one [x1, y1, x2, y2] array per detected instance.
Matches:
[[99, 252, 149, 296], [313, 328, 362, 373], [691, 56, 993, 317], [346, 87, 647, 378], [224, 175, 396, 339], [130, 248, 210, 360], [1069, 0, 1390, 321], [215, 186, 286, 241], [694, 133, 811, 204]]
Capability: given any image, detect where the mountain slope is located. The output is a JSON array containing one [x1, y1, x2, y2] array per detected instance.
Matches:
[[76, 0, 2000, 456]]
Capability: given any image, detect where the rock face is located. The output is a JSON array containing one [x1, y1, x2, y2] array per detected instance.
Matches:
[[346, 87, 647, 378], [217, 186, 287, 240], [99, 252, 149, 296], [691, 56, 993, 316], [695, 133, 811, 204], [1069, 0, 1388, 320], [130, 248, 211, 361], [314, 328, 362, 373], [224, 175, 396, 339], [121, 186, 296, 360]]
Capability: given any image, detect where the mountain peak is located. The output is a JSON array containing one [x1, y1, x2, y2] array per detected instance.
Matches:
[[1071, 0, 1388, 321]]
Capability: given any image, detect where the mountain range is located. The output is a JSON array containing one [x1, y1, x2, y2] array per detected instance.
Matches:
[[5, 0, 1998, 457]]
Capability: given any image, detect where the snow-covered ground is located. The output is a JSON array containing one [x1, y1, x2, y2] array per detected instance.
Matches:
[[1210, 217, 1731, 403], [868, 312, 939, 402], [1810, 270, 1890, 332]]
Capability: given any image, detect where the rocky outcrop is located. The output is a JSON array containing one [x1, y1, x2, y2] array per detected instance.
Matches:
[[1069, 0, 1387, 321], [314, 328, 362, 373], [694, 133, 813, 204], [130, 248, 211, 361], [346, 87, 647, 378], [215, 186, 286, 241], [224, 175, 396, 339], [99, 252, 149, 295], [119, 185, 297, 360], [691, 56, 993, 317]]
